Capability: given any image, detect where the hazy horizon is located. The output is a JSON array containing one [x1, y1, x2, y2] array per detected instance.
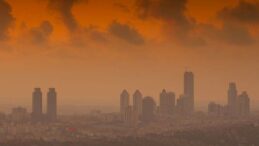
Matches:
[[0, 0, 258, 113], [1, 0, 259, 145]]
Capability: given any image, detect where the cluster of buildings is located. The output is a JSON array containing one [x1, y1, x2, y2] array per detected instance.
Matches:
[[208, 83, 250, 117], [120, 72, 195, 126], [32, 88, 58, 122], [120, 71, 252, 126], [9, 88, 58, 123]]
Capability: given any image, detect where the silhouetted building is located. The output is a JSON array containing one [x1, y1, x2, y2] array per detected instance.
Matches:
[[226, 83, 250, 116], [237, 91, 250, 116], [47, 88, 57, 121], [184, 71, 194, 113], [32, 88, 43, 122], [228, 82, 238, 115], [142, 96, 156, 122], [176, 94, 189, 114], [120, 89, 130, 118], [133, 90, 143, 116], [208, 102, 223, 116], [124, 106, 138, 127], [159, 89, 175, 115], [11, 107, 29, 123]]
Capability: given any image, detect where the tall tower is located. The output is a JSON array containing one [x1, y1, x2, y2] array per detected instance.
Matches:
[[120, 89, 130, 116], [133, 90, 143, 116], [184, 71, 194, 112], [160, 89, 175, 114], [228, 82, 237, 115], [142, 96, 156, 122], [177, 94, 188, 114], [47, 88, 57, 121], [237, 91, 250, 116], [159, 89, 168, 114], [124, 106, 138, 127], [167, 91, 176, 112], [32, 88, 43, 122]]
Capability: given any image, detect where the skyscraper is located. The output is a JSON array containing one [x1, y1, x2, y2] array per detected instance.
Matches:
[[120, 89, 130, 116], [11, 107, 28, 123], [228, 82, 238, 115], [159, 89, 167, 114], [184, 71, 194, 112], [167, 92, 176, 109], [32, 88, 43, 122], [159, 89, 175, 115], [133, 90, 143, 116], [226, 82, 251, 117], [124, 106, 138, 127], [208, 102, 222, 116], [47, 88, 57, 121], [237, 91, 250, 116], [142, 96, 156, 122], [176, 94, 188, 114]]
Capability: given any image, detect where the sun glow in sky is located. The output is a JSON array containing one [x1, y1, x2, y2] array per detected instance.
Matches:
[[0, 0, 258, 113]]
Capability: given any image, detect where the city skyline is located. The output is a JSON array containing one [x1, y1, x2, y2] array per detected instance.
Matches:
[[121, 71, 250, 125], [0, 0, 258, 145], [0, 0, 258, 112], [0, 71, 256, 114]]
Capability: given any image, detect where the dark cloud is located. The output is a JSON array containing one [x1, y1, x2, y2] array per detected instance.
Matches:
[[208, 0, 259, 46], [136, 0, 257, 47], [202, 23, 255, 46], [114, 2, 130, 12], [85, 26, 107, 43], [218, 0, 259, 25], [0, 0, 15, 40], [140, 0, 193, 34], [219, 23, 255, 45], [135, 0, 151, 19], [135, 0, 205, 46], [108, 21, 145, 45], [47, 0, 87, 32], [28, 21, 53, 44], [136, 0, 186, 20], [137, 0, 188, 21]]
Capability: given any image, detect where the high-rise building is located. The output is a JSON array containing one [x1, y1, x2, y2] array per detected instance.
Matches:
[[133, 90, 143, 116], [183, 71, 194, 113], [32, 88, 43, 122], [184, 72, 194, 97], [120, 89, 130, 116], [47, 88, 57, 121], [237, 91, 250, 116], [159, 89, 168, 114], [208, 102, 223, 116], [11, 107, 29, 123], [142, 96, 156, 122], [228, 82, 238, 115], [226, 83, 250, 117], [176, 94, 188, 114], [159, 89, 175, 115], [167, 92, 176, 108], [124, 106, 138, 127]]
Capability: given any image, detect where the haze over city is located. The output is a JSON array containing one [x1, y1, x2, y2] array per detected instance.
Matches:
[[0, 0, 259, 145], [0, 0, 259, 114]]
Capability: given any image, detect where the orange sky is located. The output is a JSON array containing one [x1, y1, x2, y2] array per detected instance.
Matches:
[[0, 0, 258, 113]]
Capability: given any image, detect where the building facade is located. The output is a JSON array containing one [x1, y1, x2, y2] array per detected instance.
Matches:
[[159, 89, 175, 115], [47, 88, 57, 121], [120, 90, 130, 118], [184, 71, 194, 113], [142, 96, 156, 122], [32, 88, 43, 122], [133, 90, 143, 116]]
